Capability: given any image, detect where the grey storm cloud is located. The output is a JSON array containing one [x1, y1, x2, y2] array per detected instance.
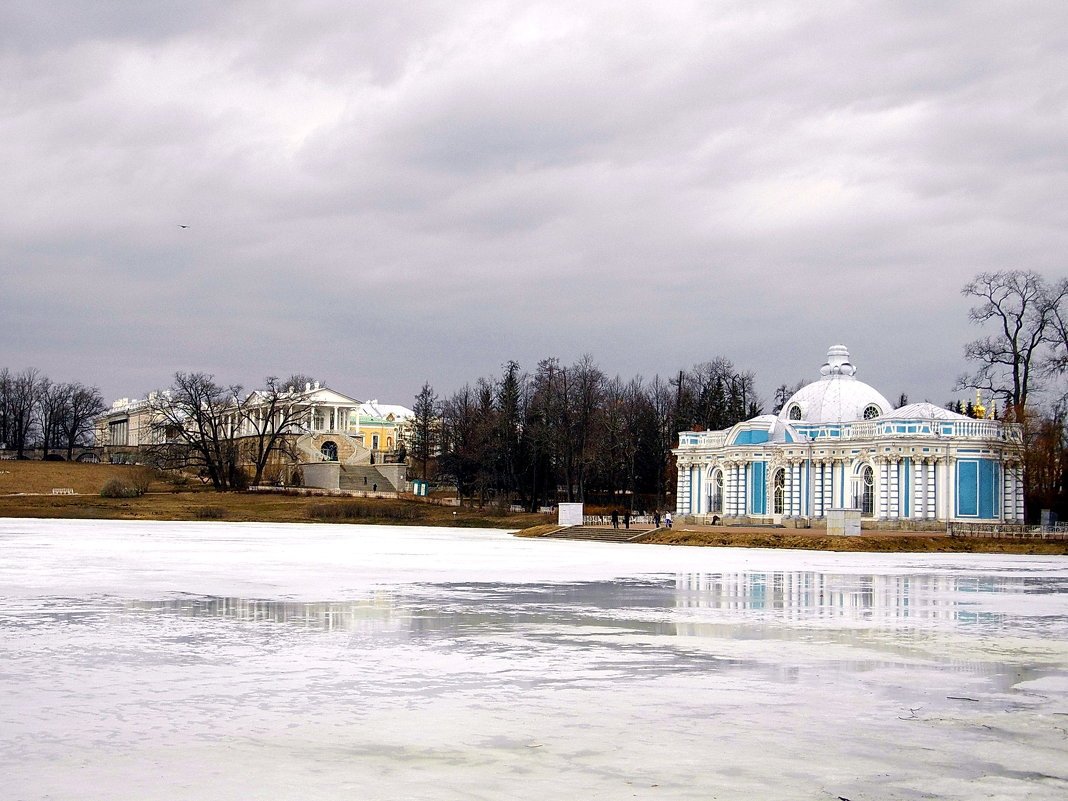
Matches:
[[2, 0, 1067, 407]]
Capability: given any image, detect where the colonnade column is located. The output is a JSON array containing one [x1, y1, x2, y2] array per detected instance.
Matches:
[[1001, 460, 1012, 523], [811, 462, 823, 517], [936, 456, 950, 521], [1008, 461, 1025, 522], [724, 462, 737, 517], [912, 459, 924, 520], [888, 458, 901, 520], [676, 463, 688, 515], [794, 461, 804, 517], [877, 458, 890, 520], [925, 459, 937, 520], [1016, 462, 1026, 522], [824, 460, 835, 513]]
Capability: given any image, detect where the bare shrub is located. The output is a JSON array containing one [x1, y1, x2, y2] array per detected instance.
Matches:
[[193, 505, 226, 520], [308, 501, 427, 522], [100, 477, 145, 498]]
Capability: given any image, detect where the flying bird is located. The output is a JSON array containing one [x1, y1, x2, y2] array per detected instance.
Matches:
[[178, 224, 189, 229]]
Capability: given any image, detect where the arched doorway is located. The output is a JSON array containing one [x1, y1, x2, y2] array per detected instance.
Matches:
[[860, 465, 875, 516], [773, 468, 786, 515], [320, 441, 338, 461], [710, 470, 724, 514]]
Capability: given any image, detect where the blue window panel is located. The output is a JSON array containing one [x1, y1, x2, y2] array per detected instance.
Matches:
[[750, 462, 767, 515], [978, 460, 997, 519], [993, 462, 1001, 517], [733, 429, 769, 445], [957, 461, 979, 517]]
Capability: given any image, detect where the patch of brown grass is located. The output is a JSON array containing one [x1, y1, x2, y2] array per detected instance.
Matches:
[[0, 460, 170, 496], [640, 528, 1068, 555], [513, 524, 566, 538], [0, 466, 554, 529]]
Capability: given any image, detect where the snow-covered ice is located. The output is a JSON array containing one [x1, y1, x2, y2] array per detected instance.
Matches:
[[1, 518, 1067, 800]]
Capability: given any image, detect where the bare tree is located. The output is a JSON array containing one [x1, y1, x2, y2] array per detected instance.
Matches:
[[240, 377, 318, 486], [37, 378, 73, 457], [4, 368, 40, 457], [60, 383, 106, 459], [958, 270, 1067, 415], [282, 374, 321, 392], [149, 372, 245, 490]]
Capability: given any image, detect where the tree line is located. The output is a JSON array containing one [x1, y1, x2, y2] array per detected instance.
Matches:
[[0, 368, 106, 459], [409, 356, 762, 511], [956, 270, 1068, 518]]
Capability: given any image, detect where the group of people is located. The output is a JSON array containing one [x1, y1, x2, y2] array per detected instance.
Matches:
[[609, 509, 672, 530]]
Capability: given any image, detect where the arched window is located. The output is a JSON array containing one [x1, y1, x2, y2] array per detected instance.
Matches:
[[788, 404, 802, 421], [710, 470, 724, 513], [860, 465, 875, 515], [773, 468, 786, 515], [320, 441, 338, 461], [863, 404, 881, 420]]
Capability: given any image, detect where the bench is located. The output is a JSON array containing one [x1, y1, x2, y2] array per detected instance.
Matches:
[[51, 488, 75, 495]]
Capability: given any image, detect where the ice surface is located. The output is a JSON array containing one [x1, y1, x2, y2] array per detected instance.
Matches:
[[1, 517, 1067, 800]]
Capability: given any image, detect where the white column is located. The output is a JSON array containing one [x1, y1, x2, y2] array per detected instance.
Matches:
[[1014, 462, 1022, 522], [794, 462, 804, 516], [1016, 464, 1026, 522], [889, 459, 901, 519], [823, 461, 833, 514], [913, 459, 926, 520], [938, 457, 951, 521], [676, 464, 688, 515], [732, 463, 742, 517], [927, 460, 937, 520], [878, 459, 890, 519]]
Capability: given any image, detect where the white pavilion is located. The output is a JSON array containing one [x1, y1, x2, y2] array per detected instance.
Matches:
[[673, 345, 1024, 527]]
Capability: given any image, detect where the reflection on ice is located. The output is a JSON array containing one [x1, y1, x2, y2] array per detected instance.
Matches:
[[2, 518, 1068, 801]]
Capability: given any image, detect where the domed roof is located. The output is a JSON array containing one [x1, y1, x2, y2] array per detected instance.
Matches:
[[879, 402, 970, 421], [777, 345, 892, 424]]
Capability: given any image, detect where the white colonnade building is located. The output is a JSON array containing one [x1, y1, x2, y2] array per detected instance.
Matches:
[[673, 345, 1024, 527]]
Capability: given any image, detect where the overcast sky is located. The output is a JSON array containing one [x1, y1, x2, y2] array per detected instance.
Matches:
[[2, 1, 1067, 410]]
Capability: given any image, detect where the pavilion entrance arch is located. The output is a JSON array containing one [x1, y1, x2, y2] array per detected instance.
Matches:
[[708, 467, 724, 516], [850, 461, 876, 518], [771, 466, 786, 522]]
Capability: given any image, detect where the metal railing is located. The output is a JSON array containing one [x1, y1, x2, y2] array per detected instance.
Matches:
[[947, 521, 1068, 540]]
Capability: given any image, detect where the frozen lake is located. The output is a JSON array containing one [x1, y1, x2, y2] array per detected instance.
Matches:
[[2, 518, 1067, 801]]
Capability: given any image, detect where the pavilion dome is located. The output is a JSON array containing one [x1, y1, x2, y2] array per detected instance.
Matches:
[[879, 402, 971, 421], [777, 345, 892, 424]]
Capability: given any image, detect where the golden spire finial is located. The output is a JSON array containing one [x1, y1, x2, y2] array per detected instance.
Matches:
[[973, 389, 986, 420]]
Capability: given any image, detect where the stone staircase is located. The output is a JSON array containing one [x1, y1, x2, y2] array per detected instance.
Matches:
[[338, 464, 399, 493], [541, 526, 660, 544]]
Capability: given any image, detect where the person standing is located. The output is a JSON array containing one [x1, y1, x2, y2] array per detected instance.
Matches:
[[653, 510, 661, 528], [665, 511, 673, 529], [611, 509, 619, 529], [623, 510, 630, 530]]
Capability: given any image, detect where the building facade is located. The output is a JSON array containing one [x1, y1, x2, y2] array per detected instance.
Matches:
[[96, 383, 413, 470], [673, 345, 1024, 527]]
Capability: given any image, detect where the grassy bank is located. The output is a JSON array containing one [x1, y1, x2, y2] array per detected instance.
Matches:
[[0, 461, 548, 528], [638, 528, 1068, 554]]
